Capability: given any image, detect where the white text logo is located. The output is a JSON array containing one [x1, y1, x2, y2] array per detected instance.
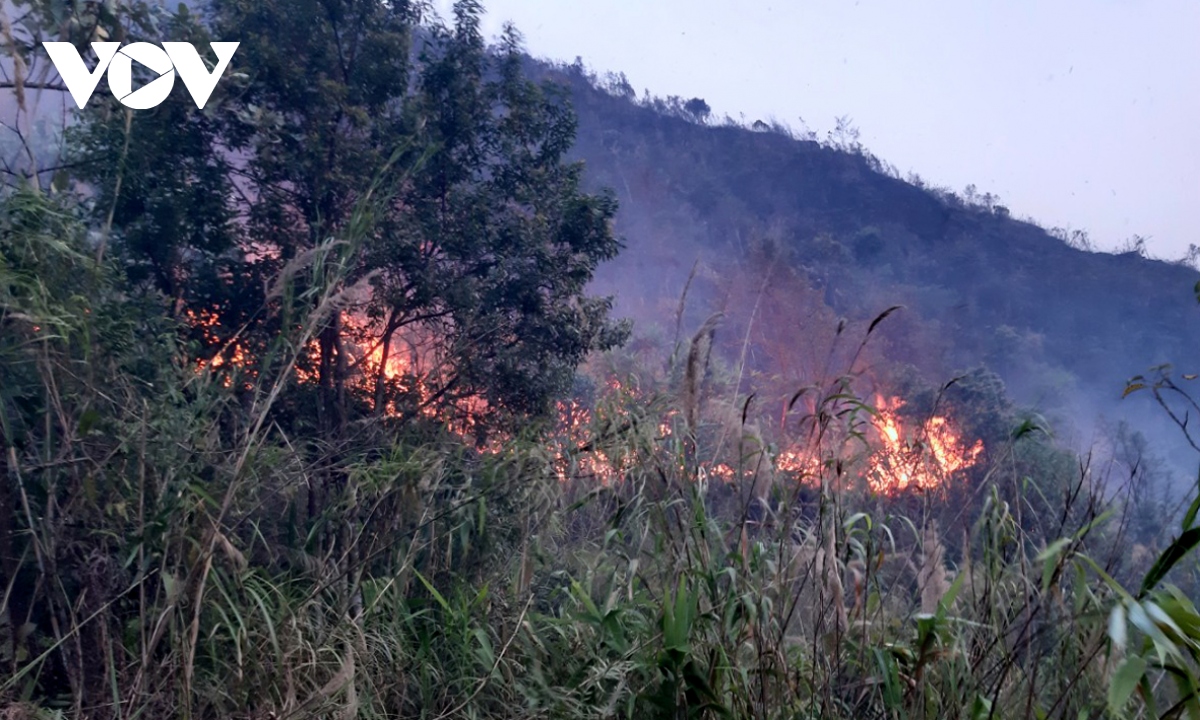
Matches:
[[43, 41, 240, 110]]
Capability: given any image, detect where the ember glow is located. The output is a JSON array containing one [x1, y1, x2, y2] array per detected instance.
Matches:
[[552, 398, 624, 484], [186, 307, 250, 385], [182, 304, 983, 495], [344, 314, 495, 435], [866, 395, 983, 494], [185, 307, 492, 433], [774, 449, 824, 481]]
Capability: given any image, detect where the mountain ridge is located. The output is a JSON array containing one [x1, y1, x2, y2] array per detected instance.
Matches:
[[537, 60, 1200, 461]]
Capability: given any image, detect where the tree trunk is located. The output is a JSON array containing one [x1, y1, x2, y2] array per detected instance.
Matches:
[[374, 310, 401, 416], [318, 314, 347, 434]]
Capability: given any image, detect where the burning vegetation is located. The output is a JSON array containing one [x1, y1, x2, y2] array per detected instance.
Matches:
[[542, 373, 986, 498], [186, 288, 985, 502], [865, 394, 984, 494]]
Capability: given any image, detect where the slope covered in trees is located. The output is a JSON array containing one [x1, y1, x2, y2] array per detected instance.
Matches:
[[546, 62, 1200, 450]]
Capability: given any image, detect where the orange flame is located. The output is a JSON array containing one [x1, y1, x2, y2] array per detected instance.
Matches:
[[186, 307, 251, 386], [866, 395, 983, 494], [775, 449, 824, 481], [183, 305, 983, 496]]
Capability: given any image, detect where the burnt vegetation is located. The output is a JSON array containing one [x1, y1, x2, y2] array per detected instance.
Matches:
[[1, 1, 1199, 718]]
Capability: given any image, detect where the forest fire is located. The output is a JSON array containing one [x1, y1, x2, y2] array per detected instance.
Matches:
[[775, 449, 824, 481], [184, 304, 982, 496], [185, 307, 492, 430], [865, 395, 984, 494], [552, 398, 623, 484], [765, 394, 984, 495], [186, 308, 250, 385]]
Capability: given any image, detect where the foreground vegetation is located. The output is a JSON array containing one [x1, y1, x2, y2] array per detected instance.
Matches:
[[3, 185, 1200, 719]]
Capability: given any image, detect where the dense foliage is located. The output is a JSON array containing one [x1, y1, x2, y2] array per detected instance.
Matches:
[[46, 0, 628, 439]]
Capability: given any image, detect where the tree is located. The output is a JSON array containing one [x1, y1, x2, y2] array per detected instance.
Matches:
[[354, 14, 627, 431], [683, 97, 710, 124], [67, 0, 628, 436], [70, 5, 239, 302], [1119, 234, 1148, 257]]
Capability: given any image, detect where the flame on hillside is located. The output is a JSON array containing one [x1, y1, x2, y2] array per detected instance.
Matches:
[[547, 386, 983, 495], [766, 394, 983, 495], [185, 307, 490, 433], [183, 307, 983, 494], [865, 395, 983, 494], [547, 378, 666, 484], [343, 313, 494, 436], [186, 308, 250, 387]]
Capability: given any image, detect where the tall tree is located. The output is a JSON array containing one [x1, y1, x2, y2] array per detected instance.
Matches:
[[202, 0, 420, 433], [360, 12, 628, 430], [64, 0, 628, 436]]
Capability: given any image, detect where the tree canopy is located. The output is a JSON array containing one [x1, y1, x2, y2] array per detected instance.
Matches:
[[50, 0, 628, 437]]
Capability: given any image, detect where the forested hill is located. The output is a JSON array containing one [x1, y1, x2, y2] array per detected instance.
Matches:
[[540, 62, 1200, 427]]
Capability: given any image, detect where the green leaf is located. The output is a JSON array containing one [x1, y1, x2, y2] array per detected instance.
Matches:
[[1167, 663, 1200, 720], [1038, 538, 1071, 591], [1158, 588, 1200, 641], [571, 580, 600, 621], [1144, 600, 1185, 640], [1140, 527, 1200, 597], [1129, 602, 1182, 663], [1080, 555, 1136, 605], [415, 571, 451, 613], [1182, 474, 1200, 531], [872, 647, 902, 710], [938, 567, 967, 617], [1140, 674, 1160, 718], [1011, 416, 1046, 440], [1107, 655, 1146, 715], [970, 694, 993, 720], [843, 512, 871, 532], [472, 627, 495, 668], [161, 573, 181, 604]]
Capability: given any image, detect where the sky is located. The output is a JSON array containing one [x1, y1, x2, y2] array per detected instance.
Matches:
[[433, 0, 1199, 259]]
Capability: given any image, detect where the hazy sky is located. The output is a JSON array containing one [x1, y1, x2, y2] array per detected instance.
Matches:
[[434, 0, 1199, 258]]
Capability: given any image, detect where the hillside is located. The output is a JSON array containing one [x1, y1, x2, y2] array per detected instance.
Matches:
[[541, 62, 1200, 455]]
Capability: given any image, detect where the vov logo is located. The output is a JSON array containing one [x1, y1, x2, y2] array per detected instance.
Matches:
[[43, 41, 239, 110]]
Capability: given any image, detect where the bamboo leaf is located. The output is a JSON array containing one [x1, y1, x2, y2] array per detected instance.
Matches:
[[867, 305, 903, 335], [1107, 655, 1146, 715], [1108, 603, 1127, 651], [415, 571, 452, 613], [1140, 527, 1200, 597]]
